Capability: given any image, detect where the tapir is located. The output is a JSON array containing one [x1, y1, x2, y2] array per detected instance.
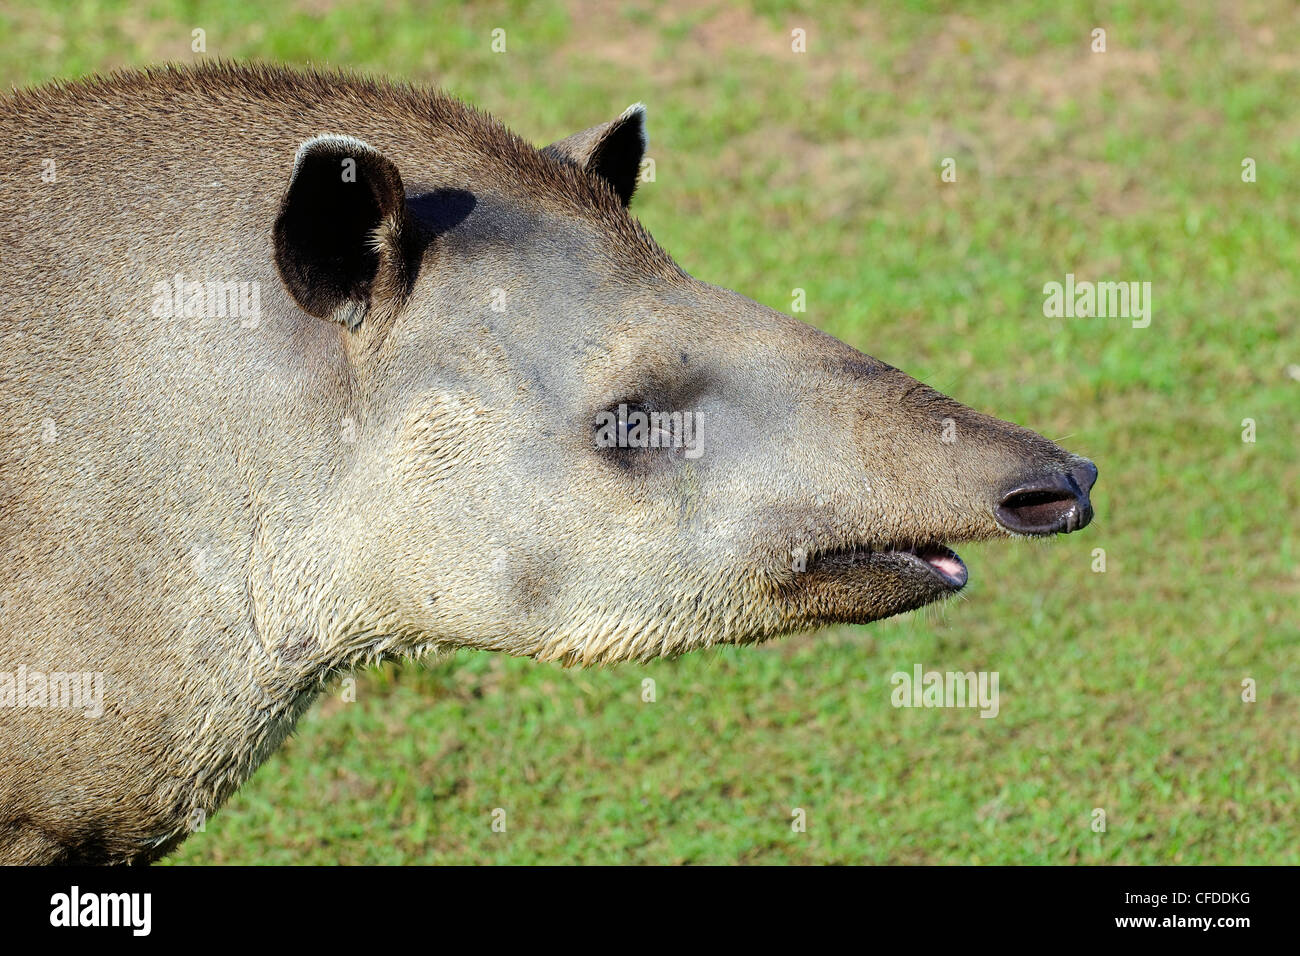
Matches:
[[0, 64, 1097, 864]]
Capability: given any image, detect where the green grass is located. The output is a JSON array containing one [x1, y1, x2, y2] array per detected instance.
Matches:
[[4, 0, 1295, 864]]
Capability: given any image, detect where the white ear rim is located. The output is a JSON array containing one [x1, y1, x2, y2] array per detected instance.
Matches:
[[290, 133, 382, 182], [620, 103, 648, 151]]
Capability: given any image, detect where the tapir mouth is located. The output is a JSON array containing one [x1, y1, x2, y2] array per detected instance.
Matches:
[[810, 542, 968, 590], [901, 545, 968, 588]]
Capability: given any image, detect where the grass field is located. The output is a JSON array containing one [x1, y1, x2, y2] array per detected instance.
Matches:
[[3, 0, 1295, 864]]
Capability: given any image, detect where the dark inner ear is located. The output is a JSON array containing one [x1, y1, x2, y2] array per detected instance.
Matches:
[[273, 137, 412, 326], [586, 116, 645, 207], [542, 106, 647, 208]]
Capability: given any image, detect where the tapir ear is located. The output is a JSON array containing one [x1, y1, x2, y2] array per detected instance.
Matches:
[[542, 103, 647, 207], [273, 134, 416, 328]]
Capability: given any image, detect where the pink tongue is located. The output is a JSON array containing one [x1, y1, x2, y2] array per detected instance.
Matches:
[[918, 549, 966, 583]]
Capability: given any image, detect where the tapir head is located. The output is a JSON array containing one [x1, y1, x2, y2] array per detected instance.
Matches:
[[271, 105, 1097, 666]]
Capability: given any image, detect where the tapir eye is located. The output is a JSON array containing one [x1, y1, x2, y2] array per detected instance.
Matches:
[[592, 399, 692, 473]]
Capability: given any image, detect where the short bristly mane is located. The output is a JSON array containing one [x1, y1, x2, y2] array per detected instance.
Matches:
[[1, 61, 679, 277]]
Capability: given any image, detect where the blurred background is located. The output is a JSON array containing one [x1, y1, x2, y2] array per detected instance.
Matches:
[[2, 0, 1295, 863]]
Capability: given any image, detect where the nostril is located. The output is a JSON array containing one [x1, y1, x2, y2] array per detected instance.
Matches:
[[996, 473, 1093, 535], [999, 487, 1078, 530]]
